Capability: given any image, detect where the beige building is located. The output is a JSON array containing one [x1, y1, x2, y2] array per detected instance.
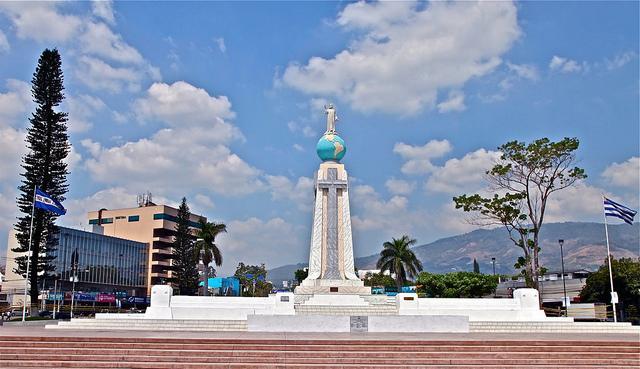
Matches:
[[87, 203, 205, 295]]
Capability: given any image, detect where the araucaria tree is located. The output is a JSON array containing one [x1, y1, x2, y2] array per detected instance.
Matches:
[[13, 49, 70, 309], [453, 138, 586, 290], [171, 198, 199, 295], [376, 235, 423, 291]]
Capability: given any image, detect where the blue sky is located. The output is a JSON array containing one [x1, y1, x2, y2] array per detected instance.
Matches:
[[0, 1, 638, 275]]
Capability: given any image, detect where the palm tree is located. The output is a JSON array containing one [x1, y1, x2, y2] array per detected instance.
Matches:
[[376, 235, 423, 292], [194, 218, 226, 296]]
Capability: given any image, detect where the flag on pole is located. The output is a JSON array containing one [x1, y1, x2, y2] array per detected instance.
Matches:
[[603, 197, 637, 225], [34, 188, 66, 215]]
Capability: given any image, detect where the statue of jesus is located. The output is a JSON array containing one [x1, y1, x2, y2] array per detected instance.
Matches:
[[325, 103, 338, 133]]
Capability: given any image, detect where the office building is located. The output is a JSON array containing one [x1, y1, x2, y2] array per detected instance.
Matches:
[[87, 202, 204, 294], [2, 227, 148, 306]]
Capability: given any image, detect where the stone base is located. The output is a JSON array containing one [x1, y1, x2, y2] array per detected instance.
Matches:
[[294, 278, 371, 295]]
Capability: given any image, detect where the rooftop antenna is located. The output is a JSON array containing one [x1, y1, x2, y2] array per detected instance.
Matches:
[[137, 191, 155, 207]]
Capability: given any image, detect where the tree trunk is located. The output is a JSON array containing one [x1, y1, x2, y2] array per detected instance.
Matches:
[[203, 262, 209, 296]]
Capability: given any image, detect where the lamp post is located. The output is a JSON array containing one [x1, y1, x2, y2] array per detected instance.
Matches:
[[559, 239, 568, 315], [491, 257, 497, 297]]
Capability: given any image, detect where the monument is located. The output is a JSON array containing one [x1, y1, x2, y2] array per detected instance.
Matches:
[[294, 104, 370, 295], [48, 102, 609, 334]]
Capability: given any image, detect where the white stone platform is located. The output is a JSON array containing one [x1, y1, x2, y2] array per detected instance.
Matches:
[[47, 286, 640, 334]]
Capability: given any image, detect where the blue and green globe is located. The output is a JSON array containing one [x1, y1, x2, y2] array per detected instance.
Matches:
[[316, 133, 346, 162]]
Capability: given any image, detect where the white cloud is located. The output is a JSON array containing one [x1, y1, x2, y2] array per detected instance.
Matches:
[[506, 62, 539, 81], [0, 127, 26, 182], [282, 1, 520, 114], [0, 3, 160, 93], [426, 148, 502, 194], [350, 185, 424, 238], [219, 217, 305, 274], [0, 30, 9, 53], [266, 175, 314, 211], [543, 182, 608, 223], [84, 81, 263, 197], [0, 79, 31, 127], [287, 120, 317, 138], [0, 185, 19, 242], [80, 21, 143, 65], [135, 81, 237, 129], [606, 51, 637, 70], [437, 91, 466, 113], [393, 139, 452, 175], [293, 143, 305, 152], [549, 55, 584, 73], [60, 187, 147, 231], [215, 37, 226, 53], [76, 56, 142, 93], [64, 144, 82, 172], [385, 178, 416, 195], [112, 111, 128, 124], [92, 0, 115, 25], [0, 2, 82, 42], [66, 94, 106, 133], [602, 157, 639, 189], [480, 62, 539, 103], [193, 193, 215, 210]]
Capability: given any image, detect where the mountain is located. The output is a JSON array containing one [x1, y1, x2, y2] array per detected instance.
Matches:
[[267, 222, 639, 286]]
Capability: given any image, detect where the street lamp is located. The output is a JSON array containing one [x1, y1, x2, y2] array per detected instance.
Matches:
[[491, 257, 498, 297], [559, 239, 568, 315]]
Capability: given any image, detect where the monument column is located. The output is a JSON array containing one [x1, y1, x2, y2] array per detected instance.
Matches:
[[295, 104, 370, 295]]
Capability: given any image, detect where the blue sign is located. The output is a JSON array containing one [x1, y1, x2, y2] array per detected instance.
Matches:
[[47, 292, 64, 301], [127, 297, 148, 304]]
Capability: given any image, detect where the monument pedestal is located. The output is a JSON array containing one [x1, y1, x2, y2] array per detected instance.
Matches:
[[294, 153, 370, 296], [295, 279, 371, 295]]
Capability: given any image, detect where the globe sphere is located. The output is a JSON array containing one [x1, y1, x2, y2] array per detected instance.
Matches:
[[316, 133, 346, 162]]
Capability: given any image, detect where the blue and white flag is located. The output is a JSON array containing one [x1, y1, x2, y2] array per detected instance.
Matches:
[[604, 197, 637, 225], [34, 188, 66, 215]]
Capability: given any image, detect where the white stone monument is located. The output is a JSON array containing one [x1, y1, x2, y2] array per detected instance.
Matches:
[[295, 104, 370, 295]]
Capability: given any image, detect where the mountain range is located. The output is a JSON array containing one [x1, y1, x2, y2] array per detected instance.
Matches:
[[267, 222, 639, 286]]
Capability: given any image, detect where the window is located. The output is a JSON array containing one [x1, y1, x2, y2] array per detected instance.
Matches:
[[89, 218, 112, 225], [154, 213, 202, 229], [128, 215, 140, 222]]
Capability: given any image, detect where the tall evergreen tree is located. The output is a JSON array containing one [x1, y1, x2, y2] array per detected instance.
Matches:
[[473, 258, 480, 274], [13, 49, 70, 309], [171, 198, 199, 295]]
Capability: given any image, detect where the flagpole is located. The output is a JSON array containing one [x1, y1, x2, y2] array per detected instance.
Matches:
[[602, 194, 617, 323], [22, 185, 37, 324]]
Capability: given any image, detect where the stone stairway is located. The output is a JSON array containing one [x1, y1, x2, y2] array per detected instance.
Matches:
[[295, 304, 398, 315], [46, 318, 248, 331], [1, 335, 638, 368], [294, 293, 398, 315], [470, 321, 640, 334]]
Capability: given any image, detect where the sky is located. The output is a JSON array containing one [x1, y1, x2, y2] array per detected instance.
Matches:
[[0, 1, 638, 275]]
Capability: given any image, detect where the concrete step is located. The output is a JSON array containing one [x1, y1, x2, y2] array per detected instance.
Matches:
[[46, 318, 248, 331], [1, 354, 639, 366], [2, 348, 638, 359], [294, 304, 398, 316], [469, 321, 640, 333], [2, 341, 638, 353]]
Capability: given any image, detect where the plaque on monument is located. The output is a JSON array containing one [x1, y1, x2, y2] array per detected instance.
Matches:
[[350, 316, 368, 333]]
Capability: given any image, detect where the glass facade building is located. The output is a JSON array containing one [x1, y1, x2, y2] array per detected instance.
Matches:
[[51, 227, 148, 290]]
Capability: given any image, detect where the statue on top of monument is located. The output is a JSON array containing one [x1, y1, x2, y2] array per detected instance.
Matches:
[[324, 103, 338, 133]]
